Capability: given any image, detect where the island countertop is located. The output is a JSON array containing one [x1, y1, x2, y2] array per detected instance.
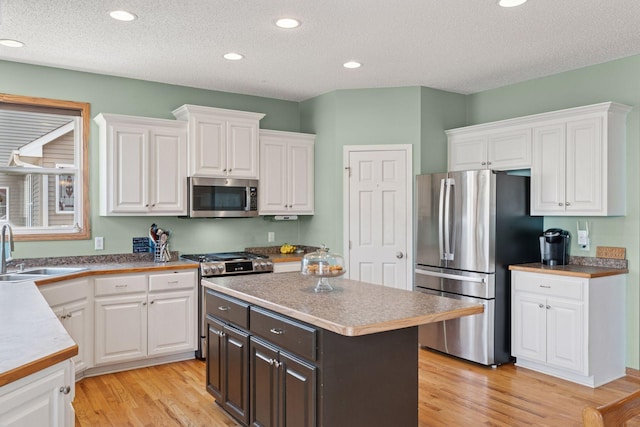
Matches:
[[203, 272, 484, 336]]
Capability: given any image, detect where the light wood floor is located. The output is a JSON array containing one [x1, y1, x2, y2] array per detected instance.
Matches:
[[74, 349, 640, 426]]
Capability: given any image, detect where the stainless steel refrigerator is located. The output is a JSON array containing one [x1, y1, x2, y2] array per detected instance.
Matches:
[[414, 170, 542, 366]]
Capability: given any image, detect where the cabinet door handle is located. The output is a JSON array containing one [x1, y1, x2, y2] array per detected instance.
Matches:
[[558, 203, 563, 207], [546, 305, 551, 309], [142, 301, 147, 306], [228, 168, 232, 172], [270, 327, 285, 335], [66, 313, 72, 318], [218, 306, 230, 311], [59, 385, 71, 395], [565, 202, 571, 206], [60, 314, 67, 320], [487, 161, 492, 165], [150, 300, 154, 305], [219, 331, 226, 337], [481, 162, 487, 165], [538, 303, 544, 308]]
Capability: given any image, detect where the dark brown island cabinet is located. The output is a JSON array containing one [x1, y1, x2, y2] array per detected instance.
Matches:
[[205, 288, 419, 427]]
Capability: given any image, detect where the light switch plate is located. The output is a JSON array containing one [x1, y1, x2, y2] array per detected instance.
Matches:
[[94, 236, 104, 250], [596, 246, 626, 259]]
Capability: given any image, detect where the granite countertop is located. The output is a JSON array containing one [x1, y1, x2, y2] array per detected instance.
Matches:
[[203, 272, 484, 336], [0, 258, 199, 388], [0, 282, 77, 387], [509, 262, 628, 278]]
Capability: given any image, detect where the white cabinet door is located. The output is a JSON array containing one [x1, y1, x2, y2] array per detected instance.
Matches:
[[546, 298, 584, 372], [148, 289, 196, 356], [565, 117, 603, 213], [110, 123, 149, 213], [149, 126, 188, 214], [448, 135, 487, 171], [227, 119, 259, 178], [39, 278, 92, 375], [288, 141, 314, 214], [259, 130, 315, 215], [512, 292, 547, 364], [487, 129, 531, 170], [94, 294, 147, 365], [0, 362, 72, 427], [531, 124, 566, 214], [259, 138, 288, 213], [191, 115, 226, 177]]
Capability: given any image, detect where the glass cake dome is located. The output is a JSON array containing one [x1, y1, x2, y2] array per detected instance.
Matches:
[[301, 245, 346, 292]]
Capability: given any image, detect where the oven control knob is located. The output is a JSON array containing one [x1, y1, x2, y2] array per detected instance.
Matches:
[[260, 262, 267, 268], [265, 261, 273, 269], [216, 264, 225, 273], [203, 266, 212, 275]]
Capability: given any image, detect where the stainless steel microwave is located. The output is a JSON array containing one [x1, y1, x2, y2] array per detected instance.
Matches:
[[187, 177, 258, 218]]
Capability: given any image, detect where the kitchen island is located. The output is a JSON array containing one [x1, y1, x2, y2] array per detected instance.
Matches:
[[203, 272, 483, 427]]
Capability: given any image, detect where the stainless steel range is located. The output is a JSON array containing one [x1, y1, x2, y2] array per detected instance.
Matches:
[[181, 251, 273, 358]]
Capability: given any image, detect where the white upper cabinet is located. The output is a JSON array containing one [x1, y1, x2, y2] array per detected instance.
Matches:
[[259, 129, 315, 215], [172, 105, 265, 179], [531, 102, 631, 216], [447, 127, 532, 171], [95, 113, 188, 216]]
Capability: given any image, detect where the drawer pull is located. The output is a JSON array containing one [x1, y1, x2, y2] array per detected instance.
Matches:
[[218, 306, 231, 311], [168, 280, 178, 284], [270, 328, 285, 335], [115, 284, 128, 288], [539, 285, 551, 288]]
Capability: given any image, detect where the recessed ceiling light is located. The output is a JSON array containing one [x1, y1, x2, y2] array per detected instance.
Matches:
[[343, 61, 362, 69], [275, 18, 301, 29], [498, 0, 527, 7], [223, 53, 244, 61], [109, 10, 137, 21], [0, 39, 24, 48]]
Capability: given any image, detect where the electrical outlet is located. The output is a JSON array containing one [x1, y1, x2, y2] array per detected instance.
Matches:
[[268, 232, 275, 243], [94, 236, 104, 250], [579, 239, 590, 251]]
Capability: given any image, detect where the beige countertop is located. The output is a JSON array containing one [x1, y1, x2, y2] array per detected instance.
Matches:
[[203, 272, 484, 336], [0, 260, 199, 388], [509, 263, 628, 278]]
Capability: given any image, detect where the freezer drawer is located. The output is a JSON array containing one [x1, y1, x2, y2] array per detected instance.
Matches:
[[417, 288, 495, 366], [414, 266, 494, 299]]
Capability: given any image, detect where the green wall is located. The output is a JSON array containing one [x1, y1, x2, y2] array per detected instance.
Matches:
[[0, 60, 305, 256], [466, 54, 640, 369]]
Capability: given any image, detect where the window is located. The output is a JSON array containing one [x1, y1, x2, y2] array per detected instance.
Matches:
[[0, 93, 90, 241]]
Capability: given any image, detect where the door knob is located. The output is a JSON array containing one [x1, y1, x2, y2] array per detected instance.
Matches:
[[396, 252, 404, 259]]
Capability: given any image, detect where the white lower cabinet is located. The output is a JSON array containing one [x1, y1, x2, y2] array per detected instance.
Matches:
[[511, 270, 625, 387], [39, 278, 93, 375], [0, 360, 75, 427], [94, 270, 197, 366]]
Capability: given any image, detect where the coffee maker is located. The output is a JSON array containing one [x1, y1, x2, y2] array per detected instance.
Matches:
[[539, 228, 570, 265]]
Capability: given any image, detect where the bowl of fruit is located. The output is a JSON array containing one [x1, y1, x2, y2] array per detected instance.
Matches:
[[280, 243, 296, 254]]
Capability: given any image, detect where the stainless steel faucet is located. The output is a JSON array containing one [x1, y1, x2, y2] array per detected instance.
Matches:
[[1, 224, 14, 274]]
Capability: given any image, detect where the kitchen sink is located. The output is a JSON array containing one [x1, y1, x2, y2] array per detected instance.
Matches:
[[20, 267, 86, 276]]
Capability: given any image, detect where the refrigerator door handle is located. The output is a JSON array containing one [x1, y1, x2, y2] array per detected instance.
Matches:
[[443, 178, 454, 261], [438, 178, 446, 260], [415, 268, 486, 283]]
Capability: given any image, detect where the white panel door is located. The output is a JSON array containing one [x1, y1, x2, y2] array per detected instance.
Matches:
[[148, 290, 196, 356], [94, 295, 147, 365], [193, 118, 225, 177], [531, 124, 566, 214], [150, 127, 187, 214], [345, 146, 411, 290], [112, 125, 148, 212], [448, 136, 487, 171], [565, 117, 603, 213], [227, 119, 259, 178], [546, 298, 584, 372], [512, 293, 547, 363], [288, 142, 314, 214], [259, 139, 288, 213]]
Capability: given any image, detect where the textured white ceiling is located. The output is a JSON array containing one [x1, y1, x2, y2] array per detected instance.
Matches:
[[1, 0, 639, 101]]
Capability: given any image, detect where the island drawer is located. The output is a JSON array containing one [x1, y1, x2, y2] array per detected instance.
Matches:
[[206, 289, 249, 329], [250, 306, 317, 361]]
